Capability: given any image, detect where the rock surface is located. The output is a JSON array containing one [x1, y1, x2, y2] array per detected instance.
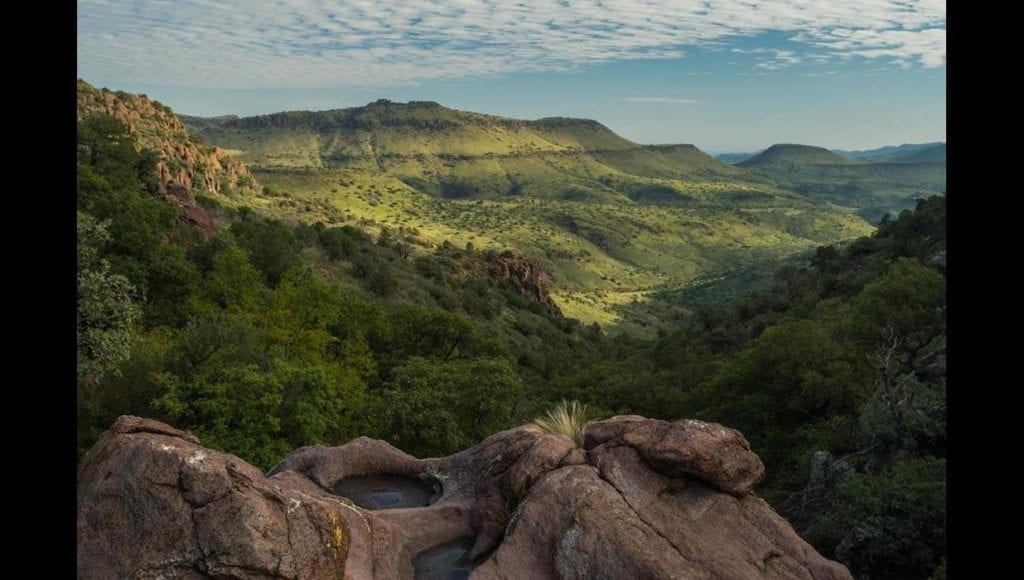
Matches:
[[478, 254, 561, 317], [78, 415, 851, 579]]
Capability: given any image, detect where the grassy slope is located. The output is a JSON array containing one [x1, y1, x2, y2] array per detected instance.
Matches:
[[741, 144, 946, 221], [186, 104, 875, 335]]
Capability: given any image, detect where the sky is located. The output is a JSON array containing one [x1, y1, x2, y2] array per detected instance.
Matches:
[[77, 0, 946, 153]]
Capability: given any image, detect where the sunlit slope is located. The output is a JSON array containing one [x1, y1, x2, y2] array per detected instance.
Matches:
[[226, 165, 871, 334], [185, 102, 876, 333], [187, 100, 759, 202]]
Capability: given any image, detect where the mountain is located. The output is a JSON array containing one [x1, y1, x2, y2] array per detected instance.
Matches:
[[739, 144, 856, 168], [715, 151, 760, 164], [177, 113, 241, 131], [78, 82, 945, 579], [832, 142, 945, 162], [740, 143, 945, 222], [184, 100, 748, 203], [182, 101, 874, 331], [877, 143, 945, 163]]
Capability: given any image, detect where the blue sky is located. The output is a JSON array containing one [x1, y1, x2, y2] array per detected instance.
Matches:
[[78, 1, 945, 153]]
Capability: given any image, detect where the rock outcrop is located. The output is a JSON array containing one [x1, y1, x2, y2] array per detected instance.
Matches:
[[77, 81, 260, 234], [478, 254, 561, 317], [78, 415, 851, 579]]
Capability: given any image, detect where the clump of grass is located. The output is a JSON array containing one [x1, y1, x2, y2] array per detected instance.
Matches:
[[532, 400, 593, 446]]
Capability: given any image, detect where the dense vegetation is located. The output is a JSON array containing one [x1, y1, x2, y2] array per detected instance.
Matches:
[[77, 114, 601, 466], [740, 144, 946, 223], [177, 94, 892, 331], [78, 105, 945, 578]]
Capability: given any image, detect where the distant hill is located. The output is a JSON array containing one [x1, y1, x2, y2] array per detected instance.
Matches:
[[182, 100, 751, 203], [878, 143, 945, 164], [833, 142, 944, 162], [738, 143, 945, 222], [178, 114, 241, 131], [739, 144, 856, 168], [176, 99, 876, 330], [715, 152, 760, 164]]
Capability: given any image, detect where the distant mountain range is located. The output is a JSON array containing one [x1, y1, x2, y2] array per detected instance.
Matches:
[[832, 142, 945, 163], [716, 141, 945, 165]]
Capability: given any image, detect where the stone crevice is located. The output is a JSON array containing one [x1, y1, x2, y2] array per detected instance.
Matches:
[[590, 458, 694, 568]]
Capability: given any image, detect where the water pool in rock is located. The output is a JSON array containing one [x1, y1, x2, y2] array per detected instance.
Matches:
[[331, 474, 439, 510], [413, 536, 475, 580]]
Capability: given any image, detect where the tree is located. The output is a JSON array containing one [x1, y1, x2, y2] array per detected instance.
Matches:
[[152, 365, 290, 469], [319, 226, 359, 260], [77, 212, 141, 392], [850, 258, 945, 358], [229, 218, 299, 286], [372, 357, 524, 457], [204, 245, 264, 313]]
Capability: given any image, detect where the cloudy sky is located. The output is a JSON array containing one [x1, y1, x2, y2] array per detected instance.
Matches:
[[78, 0, 945, 152]]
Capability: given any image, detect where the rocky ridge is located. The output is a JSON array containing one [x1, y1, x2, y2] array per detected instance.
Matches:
[[77, 80, 260, 233], [78, 415, 851, 579]]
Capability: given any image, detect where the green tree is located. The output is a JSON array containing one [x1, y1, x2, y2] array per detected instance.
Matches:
[[77, 212, 141, 391], [373, 357, 524, 457], [229, 218, 299, 286], [204, 245, 264, 313], [152, 365, 290, 469]]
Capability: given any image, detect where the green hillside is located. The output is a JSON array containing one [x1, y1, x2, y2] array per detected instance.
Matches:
[[833, 142, 944, 162], [185, 102, 876, 331], [185, 101, 748, 202], [741, 143, 945, 222]]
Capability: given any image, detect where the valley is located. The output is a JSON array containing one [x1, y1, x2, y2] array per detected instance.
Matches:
[[76, 80, 948, 580], [179, 99, 919, 334]]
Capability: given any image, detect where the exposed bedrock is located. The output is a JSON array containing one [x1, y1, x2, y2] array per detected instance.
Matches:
[[78, 415, 850, 579]]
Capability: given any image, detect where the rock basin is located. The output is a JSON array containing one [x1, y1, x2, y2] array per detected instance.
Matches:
[[413, 536, 475, 580], [331, 473, 439, 510]]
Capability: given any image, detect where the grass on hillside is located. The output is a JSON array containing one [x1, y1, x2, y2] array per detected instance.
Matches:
[[188, 105, 881, 333], [199, 166, 873, 335]]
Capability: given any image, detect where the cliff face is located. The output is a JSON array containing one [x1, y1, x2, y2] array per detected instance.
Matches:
[[77, 415, 851, 579], [77, 81, 259, 230], [479, 254, 561, 317]]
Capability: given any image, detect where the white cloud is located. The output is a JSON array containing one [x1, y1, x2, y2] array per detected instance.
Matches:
[[625, 97, 697, 104], [77, 0, 946, 89]]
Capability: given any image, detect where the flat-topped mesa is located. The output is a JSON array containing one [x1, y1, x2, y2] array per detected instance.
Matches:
[[78, 415, 851, 579]]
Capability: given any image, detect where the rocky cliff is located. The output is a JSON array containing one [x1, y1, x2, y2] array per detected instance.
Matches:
[[78, 415, 851, 579], [77, 81, 260, 233], [478, 254, 561, 317]]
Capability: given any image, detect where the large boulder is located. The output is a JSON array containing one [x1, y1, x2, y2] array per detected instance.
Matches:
[[78, 416, 851, 579]]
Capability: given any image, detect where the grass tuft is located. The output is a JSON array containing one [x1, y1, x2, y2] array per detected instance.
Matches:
[[532, 400, 594, 446]]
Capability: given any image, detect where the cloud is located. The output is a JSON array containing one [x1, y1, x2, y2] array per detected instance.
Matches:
[[77, 0, 946, 89], [625, 97, 697, 104]]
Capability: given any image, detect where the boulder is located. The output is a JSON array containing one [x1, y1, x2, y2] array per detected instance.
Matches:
[[78, 416, 851, 579]]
